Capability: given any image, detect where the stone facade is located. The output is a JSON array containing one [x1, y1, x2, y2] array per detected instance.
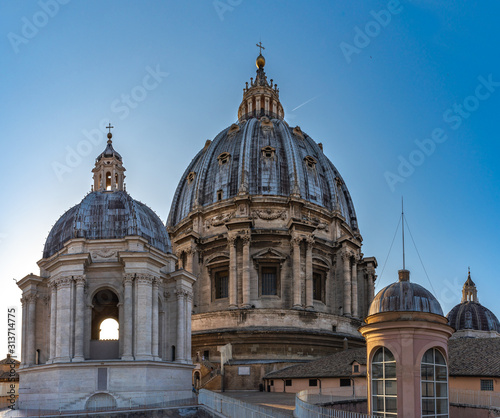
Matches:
[[16, 135, 195, 411], [167, 53, 377, 390]]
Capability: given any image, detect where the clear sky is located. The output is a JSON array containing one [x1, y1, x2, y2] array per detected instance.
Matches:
[[1, 1, 499, 356]]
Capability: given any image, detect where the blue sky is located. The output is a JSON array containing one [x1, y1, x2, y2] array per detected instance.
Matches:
[[1, 1, 499, 354]]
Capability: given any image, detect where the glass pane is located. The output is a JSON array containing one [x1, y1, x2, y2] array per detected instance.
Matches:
[[262, 267, 277, 295], [434, 350, 446, 365], [436, 398, 448, 413], [372, 348, 384, 363], [372, 363, 383, 378], [422, 348, 434, 364], [422, 382, 434, 397], [385, 397, 397, 413], [385, 380, 397, 396], [421, 365, 434, 381], [372, 380, 383, 395], [385, 363, 396, 378], [383, 348, 395, 362], [374, 396, 385, 411], [422, 399, 435, 414], [436, 382, 447, 397], [436, 365, 447, 381]]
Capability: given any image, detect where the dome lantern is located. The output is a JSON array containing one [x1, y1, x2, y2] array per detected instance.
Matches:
[[92, 123, 126, 192], [238, 43, 284, 121], [461, 267, 478, 302]]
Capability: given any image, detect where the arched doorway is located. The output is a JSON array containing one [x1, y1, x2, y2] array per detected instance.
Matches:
[[90, 289, 120, 360]]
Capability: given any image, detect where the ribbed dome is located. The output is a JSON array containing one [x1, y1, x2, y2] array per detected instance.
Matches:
[[368, 270, 444, 316], [447, 302, 500, 333], [97, 139, 122, 161], [44, 191, 171, 258], [167, 118, 358, 229]]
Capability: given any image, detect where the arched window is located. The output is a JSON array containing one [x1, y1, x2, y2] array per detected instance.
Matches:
[[99, 318, 119, 340], [421, 348, 448, 418], [106, 172, 112, 190], [90, 289, 119, 360], [371, 347, 397, 417]]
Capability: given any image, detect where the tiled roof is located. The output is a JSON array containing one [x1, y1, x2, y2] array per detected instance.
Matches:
[[0, 371, 19, 380], [264, 348, 366, 379], [264, 338, 500, 380], [448, 337, 500, 377], [0, 356, 20, 365]]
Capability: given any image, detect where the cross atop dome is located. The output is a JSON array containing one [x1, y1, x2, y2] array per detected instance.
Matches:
[[106, 123, 114, 141]]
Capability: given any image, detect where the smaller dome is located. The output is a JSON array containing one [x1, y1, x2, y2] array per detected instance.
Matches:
[[447, 302, 500, 333], [97, 139, 122, 162], [446, 272, 500, 333], [368, 270, 444, 316], [43, 191, 171, 258]]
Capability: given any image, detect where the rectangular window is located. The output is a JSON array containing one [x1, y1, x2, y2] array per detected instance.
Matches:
[[97, 368, 107, 391], [340, 378, 351, 387], [353, 365, 359, 373], [309, 379, 317, 387], [270, 380, 274, 386], [261, 266, 278, 296], [285, 379, 292, 386], [214, 270, 229, 299], [481, 379, 494, 391], [313, 272, 324, 301]]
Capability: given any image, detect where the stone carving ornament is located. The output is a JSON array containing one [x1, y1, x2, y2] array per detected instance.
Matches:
[[252, 209, 287, 221], [92, 249, 117, 259], [206, 211, 235, 228]]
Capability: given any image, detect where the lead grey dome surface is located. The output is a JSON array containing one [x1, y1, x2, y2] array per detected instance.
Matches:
[[44, 191, 171, 258], [167, 118, 358, 228], [368, 280, 444, 316], [447, 302, 500, 333]]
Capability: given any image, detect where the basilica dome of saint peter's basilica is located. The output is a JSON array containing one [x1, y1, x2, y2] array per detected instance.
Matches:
[[167, 50, 377, 389]]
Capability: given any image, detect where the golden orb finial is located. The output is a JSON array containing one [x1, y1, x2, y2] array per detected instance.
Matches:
[[256, 54, 265, 69], [256, 41, 266, 69]]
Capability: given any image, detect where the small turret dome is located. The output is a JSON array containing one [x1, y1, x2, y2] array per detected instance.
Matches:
[[368, 270, 444, 316], [446, 271, 500, 333]]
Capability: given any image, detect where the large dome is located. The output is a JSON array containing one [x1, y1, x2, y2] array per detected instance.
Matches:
[[167, 52, 358, 230], [167, 119, 358, 229], [44, 191, 171, 258], [368, 270, 444, 316]]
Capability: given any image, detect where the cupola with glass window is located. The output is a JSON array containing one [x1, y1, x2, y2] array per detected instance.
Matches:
[[360, 269, 454, 418]]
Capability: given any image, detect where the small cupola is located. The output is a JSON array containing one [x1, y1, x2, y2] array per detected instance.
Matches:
[[237, 43, 284, 122], [461, 268, 478, 302], [92, 124, 126, 192]]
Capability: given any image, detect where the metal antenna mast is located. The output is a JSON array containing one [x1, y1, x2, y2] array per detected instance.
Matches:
[[402, 196, 406, 270]]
